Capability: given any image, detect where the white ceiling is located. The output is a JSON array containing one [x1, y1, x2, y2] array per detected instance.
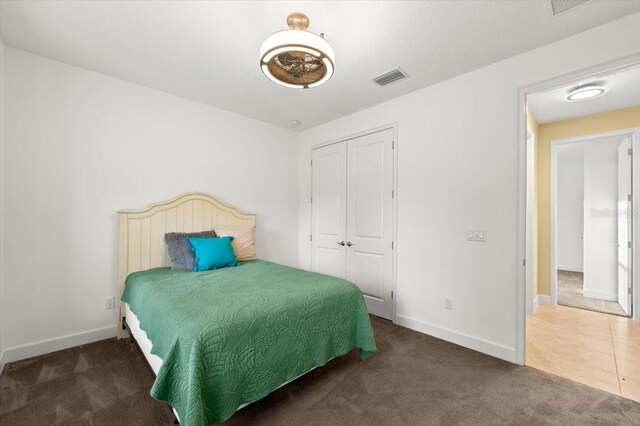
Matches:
[[528, 65, 640, 124], [2, 1, 639, 131]]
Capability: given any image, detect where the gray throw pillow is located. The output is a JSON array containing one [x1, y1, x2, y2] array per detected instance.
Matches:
[[165, 230, 217, 271]]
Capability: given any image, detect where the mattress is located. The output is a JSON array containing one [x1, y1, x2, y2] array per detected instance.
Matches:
[[121, 259, 377, 426], [126, 302, 343, 424]]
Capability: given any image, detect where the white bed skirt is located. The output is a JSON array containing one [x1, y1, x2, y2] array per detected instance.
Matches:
[[125, 304, 182, 422], [125, 304, 164, 374]]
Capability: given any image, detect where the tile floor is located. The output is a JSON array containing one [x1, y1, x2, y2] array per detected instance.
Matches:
[[557, 270, 626, 316], [527, 304, 640, 402]]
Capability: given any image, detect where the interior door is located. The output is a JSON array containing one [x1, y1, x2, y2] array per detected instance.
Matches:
[[311, 142, 347, 279], [346, 128, 394, 319], [617, 136, 633, 316]]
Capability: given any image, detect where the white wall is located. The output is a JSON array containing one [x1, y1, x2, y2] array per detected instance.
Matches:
[[583, 136, 623, 301], [556, 143, 584, 272], [0, 47, 299, 364], [298, 13, 640, 362], [0, 37, 4, 363]]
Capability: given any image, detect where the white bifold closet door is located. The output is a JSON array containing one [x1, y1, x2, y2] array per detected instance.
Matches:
[[311, 128, 394, 320]]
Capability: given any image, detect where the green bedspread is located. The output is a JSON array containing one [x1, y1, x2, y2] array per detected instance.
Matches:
[[121, 260, 377, 426]]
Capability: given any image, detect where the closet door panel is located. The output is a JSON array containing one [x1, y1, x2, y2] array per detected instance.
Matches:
[[311, 142, 347, 279], [347, 128, 394, 319], [353, 252, 385, 299]]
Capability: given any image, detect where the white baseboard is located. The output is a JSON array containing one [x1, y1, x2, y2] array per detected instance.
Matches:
[[395, 314, 516, 363], [537, 294, 554, 305], [0, 325, 118, 366], [532, 295, 540, 312], [557, 265, 583, 273], [582, 289, 617, 301], [531, 294, 554, 313]]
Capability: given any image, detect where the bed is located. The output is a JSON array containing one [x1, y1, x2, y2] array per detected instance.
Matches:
[[117, 193, 377, 426]]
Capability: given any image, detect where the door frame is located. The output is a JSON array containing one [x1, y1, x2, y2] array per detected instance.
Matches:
[[516, 53, 640, 365], [550, 128, 640, 316], [525, 127, 535, 314], [309, 122, 399, 322]]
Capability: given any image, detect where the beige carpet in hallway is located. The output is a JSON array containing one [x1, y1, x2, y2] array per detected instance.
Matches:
[[557, 270, 626, 316]]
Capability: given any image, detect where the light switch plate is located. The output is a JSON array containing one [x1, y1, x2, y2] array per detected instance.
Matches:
[[467, 229, 487, 242]]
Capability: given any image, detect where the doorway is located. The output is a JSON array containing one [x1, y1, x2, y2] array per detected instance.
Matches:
[[521, 60, 640, 401], [552, 131, 635, 317]]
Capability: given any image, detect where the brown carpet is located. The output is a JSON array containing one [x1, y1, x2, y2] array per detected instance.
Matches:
[[2, 316, 640, 425]]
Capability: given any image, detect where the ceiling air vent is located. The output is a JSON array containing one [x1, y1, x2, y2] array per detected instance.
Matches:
[[372, 68, 409, 87], [550, 0, 590, 16]]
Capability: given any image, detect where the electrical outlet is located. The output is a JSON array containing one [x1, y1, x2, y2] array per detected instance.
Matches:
[[105, 296, 115, 310], [467, 229, 487, 242], [444, 297, 453, 310]]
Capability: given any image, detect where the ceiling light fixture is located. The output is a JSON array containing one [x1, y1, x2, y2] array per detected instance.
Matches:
[[260, 13, 335, 89], [565, 84, 608, 102]]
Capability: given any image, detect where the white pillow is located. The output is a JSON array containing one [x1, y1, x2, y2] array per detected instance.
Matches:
[[214, 225, 256, 261]]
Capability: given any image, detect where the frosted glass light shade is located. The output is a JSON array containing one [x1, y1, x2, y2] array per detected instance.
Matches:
[[259, 29, 335, 89], [565, 85, 608, 101]]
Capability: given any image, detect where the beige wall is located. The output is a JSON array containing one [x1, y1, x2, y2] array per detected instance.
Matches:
[[526, 108, 539, 297], [536, 105, 640, 296]]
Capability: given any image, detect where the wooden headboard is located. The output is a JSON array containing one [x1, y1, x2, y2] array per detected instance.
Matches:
[[117, 192, 255, 337]]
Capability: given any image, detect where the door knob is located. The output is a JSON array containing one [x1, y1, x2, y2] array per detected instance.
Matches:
[[346, 242, 354, 247], [337, 241, 345, 246]]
